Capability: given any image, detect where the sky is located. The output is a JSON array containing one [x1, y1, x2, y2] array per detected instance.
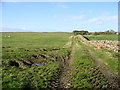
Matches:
[[2, 2, 118, 32]]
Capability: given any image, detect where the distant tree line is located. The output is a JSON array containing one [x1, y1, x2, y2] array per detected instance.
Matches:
[[73, 30, 89, 35], [73, 29, 118, 35], [90, 29, 116, 35]]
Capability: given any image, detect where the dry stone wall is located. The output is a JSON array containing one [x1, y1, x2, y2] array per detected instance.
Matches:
[[77, 35, 119, 52]]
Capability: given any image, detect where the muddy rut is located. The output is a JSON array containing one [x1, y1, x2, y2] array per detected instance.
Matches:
[[57, 36, 76, 89]]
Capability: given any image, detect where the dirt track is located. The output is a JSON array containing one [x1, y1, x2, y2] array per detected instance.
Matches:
[[58, 36, 76, 89], [53, 35, 120, 89]]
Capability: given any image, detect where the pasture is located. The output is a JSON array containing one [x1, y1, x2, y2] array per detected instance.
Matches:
[[2, 32, 119, 89]]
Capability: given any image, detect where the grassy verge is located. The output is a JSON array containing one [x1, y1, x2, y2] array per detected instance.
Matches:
[[85, 43, 118, 73], [82, 34, 118, 73]]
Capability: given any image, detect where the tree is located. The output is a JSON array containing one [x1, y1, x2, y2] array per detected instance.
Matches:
[[73, 30, 89, 35], [105, 29, 115, 32], [109, 29, 115, 32]]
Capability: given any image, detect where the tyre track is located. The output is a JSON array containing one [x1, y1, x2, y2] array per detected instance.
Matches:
[[58, 36, 75, 89]]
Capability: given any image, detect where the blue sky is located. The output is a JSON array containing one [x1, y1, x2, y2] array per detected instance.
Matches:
[[2, 2, 118, 32]]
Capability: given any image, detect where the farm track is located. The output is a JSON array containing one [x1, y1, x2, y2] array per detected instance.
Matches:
[[52, 36, 82, 89], [55, 35, 120, 89], [56, 36, 76, 89]]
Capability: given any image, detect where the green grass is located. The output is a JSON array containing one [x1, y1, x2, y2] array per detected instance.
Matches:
[[82, 34, 119, 73], [2, 32, 71, 48], [71, 37, 113, 89], [2, 32, 71, 89], [89, 46, 118, 73], [2, 32, 118, 89], [84, 34, 118, 41], [2, 62, 62, 88]]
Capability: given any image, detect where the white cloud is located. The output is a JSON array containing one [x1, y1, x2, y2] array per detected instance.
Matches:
[[1, 27, 32, 32], [103, 15, 117, 21], [0, 27, 2, 32], [88, 18, 100, 23], [21, 27, 29, 30], [59, 4, 69, 9], [81, 15, 117, 25], [64, 15, 84, 21]]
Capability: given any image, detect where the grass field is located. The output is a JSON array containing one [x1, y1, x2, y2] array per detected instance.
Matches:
[[2, 32, 71, 48], [2, 32, 119, 89], [84, 34, 118, 41], [2, 32, 72, 89]]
